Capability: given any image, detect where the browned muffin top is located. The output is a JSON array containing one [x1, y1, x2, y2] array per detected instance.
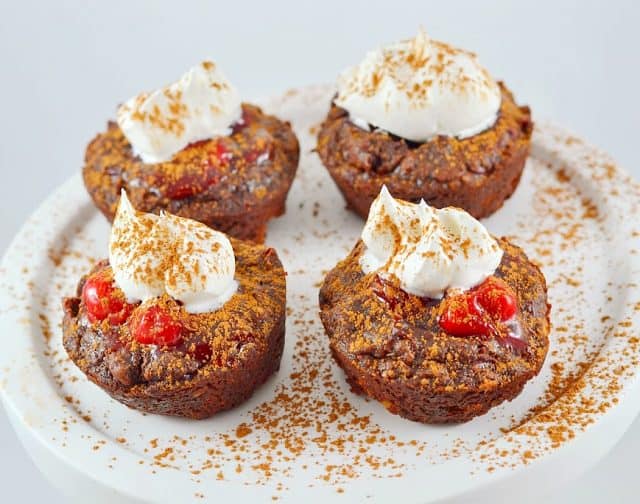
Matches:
[[63, 239, 286, 388], [84, 103, 299, 217], [319, 238, 550, 393], [318, 83, 532, 179]]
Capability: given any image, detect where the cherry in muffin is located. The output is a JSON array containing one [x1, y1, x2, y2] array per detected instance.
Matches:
[[83, 61, 299, 243], [319, 188, 550, 424], [62, 192, 286, 419], [317, 30, 532, 220]]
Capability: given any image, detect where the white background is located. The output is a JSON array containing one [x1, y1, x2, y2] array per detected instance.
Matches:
[[0, 0, 638, 501]]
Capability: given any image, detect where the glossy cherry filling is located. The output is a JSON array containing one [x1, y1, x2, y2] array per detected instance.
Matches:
[[165, 110, 271, 200], [439, 277, 524, 346], [130, 305, 183, 347], [82, 271, 183, 347], [81, 270, 136, 325], [81, 268, 253, 359]]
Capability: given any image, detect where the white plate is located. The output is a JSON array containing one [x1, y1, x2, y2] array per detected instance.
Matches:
[[1, 86, 639, 504]]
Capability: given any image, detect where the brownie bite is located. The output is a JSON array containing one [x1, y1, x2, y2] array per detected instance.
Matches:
[[83, 61, 299, 243], [317, 30, 532, 220], [62, 194, 286, 419], [319, 188, 550, 424]]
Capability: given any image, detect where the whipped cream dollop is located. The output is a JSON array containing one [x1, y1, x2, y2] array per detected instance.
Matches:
[[109, 191, 237, 313], [335, 29, 501, 142], [116, 61, 242, 164], [360, 187, 503, 298]]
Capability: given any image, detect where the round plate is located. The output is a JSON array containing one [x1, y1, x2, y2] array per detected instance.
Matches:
[[1, 86, 639, 504]]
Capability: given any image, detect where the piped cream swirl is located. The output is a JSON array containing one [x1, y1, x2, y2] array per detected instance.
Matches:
[[336, 29, 501, 142], [109, 191, 237, 313], [360, 187, 503, 298], [117, 61, 242, 164]]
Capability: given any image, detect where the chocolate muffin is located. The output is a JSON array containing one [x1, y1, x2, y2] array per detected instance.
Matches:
[[62, 239, 286, 419], [319, 238, 550, 424], [83, 61, 299, 243], [317, 31, 532, 220]]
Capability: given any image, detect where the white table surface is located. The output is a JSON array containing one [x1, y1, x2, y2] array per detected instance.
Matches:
[[1, 1, 638, 501]]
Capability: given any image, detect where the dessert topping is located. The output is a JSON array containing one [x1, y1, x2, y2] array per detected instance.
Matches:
[[439, 277, 519, 340], [117, 61, 242, 164], [109, 191, 237, 313], [336, 29, 501, 142], [360, 186, 503, 298], [81, 269, 136, 325]]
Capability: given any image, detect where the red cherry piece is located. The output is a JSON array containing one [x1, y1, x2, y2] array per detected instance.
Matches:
[[131, 306, 183, 347], [438, 277, 519, 339], [82, 272, 115, 321], [439, 296, 494, 337], [82, 270, 133, 325], [475, 278, 518, 322]]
